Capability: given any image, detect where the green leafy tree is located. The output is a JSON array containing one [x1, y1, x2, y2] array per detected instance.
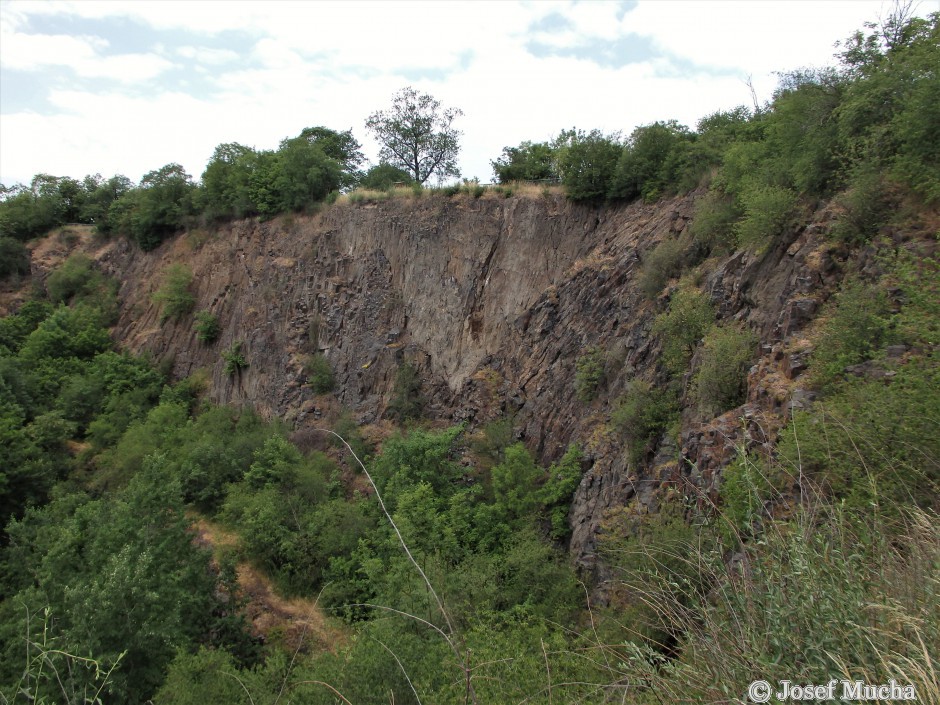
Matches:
[[200, 142, 258, 220], [116, 164, 195, 250], [0, 237, 30, 279], [555, 128, 621, 201], [491, 141, 558, 183], [1, 460, 221, 704], [79, 173, 134, 232], [297, 126, 365, 188], [273, 136, 343, 211], [386, 360, 423, 421], [609, 120, 693, 201], [491, 443, 544, 524], [359, 163, 415, 190], [365, 86, 463, 184], [539, 444, 583, 540]]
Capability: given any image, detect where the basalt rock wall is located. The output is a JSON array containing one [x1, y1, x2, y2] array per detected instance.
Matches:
[[75, 192, 844, 579]]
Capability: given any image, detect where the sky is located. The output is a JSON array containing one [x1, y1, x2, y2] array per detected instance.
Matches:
[[1, 0, 936, 188]]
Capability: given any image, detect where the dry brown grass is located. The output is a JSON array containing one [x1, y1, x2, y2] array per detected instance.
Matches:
[[190, 516, 347, 653]]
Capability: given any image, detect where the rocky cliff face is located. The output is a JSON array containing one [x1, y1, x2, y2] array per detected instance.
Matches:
[[74, 191, 844, 579]]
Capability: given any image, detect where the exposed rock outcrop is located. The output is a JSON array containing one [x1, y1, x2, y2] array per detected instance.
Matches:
[[40, 192, 852, 582]]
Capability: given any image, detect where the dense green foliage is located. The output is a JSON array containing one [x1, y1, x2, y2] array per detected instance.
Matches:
[[491, 140, 558, 183], [692, 323, 758, 417], [574, 346, 604, 401], [304, 352, 334, 393], [194, 310, 221, 344], [151, 264, 195, 323], [612, 380, 680, 466], [1, 12, 937, 704], [0, 237, 30, 279]]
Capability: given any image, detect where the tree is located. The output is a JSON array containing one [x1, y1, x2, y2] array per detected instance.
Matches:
[[359, 163, 415, 190], [490, 141, 558, 183], [554, 128, 622, 201], [365, 86, 463, 184], [297, 126, 365, 187]]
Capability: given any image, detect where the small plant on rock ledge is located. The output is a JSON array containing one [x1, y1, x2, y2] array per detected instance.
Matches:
[[575, 346, 605, 402], [194, 311, 220, 344], [305, 352, 335, 393], [222, 341, 248, 376], [152, 264, 195, 323]]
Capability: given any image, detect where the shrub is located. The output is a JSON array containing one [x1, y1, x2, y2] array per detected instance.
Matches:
[[556, 129, 622, 201], [468, 416, 514, 469], [222, 342, 247, 376], [638, 238, 687, 299], [830, 167, 892, 244], [194, 311, 220, 344], [733, 183, 797, 249], [602, 505, 940, 703], [778, 360, 939, 512], [808, 278, 891, 391], [359, 163, 414, 191], [46, 255, 100, 304], [0, 237, 30, 279], [305, 352, 334, 393], [611, 380, 680, 466], [574, 346, 605, 402], [386, 361, 422, 421], [539, 444, 584, 540], [152, 264, 195, 323], [692, 323, 757, 417], [689, 189, 741, 253], [653, 282, 714, 377], [716, 450, 788, 544]]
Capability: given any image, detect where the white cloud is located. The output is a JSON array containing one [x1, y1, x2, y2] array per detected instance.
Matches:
[[0, 0, 915, 186], [0, 20, 174, 83], [176, 46, 239, 65]]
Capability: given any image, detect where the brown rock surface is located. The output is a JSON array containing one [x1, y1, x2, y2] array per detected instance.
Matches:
[[22, 192, 852, 583]]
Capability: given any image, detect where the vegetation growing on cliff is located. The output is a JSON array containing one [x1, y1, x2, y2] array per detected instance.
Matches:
[[0, 9, 937, 705]]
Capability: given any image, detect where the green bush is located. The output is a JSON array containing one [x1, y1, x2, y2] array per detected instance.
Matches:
[[689, 189, 741, 253], [733, 183, 798, 249], [611, 380, 680, 466], [830, 167, 892, 244], [386, 360, 422, 421], [556, 129, 622, 201], [605, 505, 940, 703], [0, 237, 30, 279], [305, 352, 334, 393], [638, 238, 687, 299], [45, 255, 110, 306], [717, 451, 788, 544], [653, 282, 714, 376], [808, 278, 891, 391], [152, 264, 195, 323], [574, 346, 605, 401], [490, 140, 558, 183], [221, 341, 247, 376], [778, 359, 939, 512], [539, 444, 583, 541], [193, 311, 220, 344], [692, 323, 757, 417], [359, 163, 414, 191]]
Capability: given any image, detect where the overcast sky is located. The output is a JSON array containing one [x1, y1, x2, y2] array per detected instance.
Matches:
[[1, 0, 935, 187]]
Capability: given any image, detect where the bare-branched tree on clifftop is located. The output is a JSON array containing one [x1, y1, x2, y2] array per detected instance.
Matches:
[[365, 86, 463, 185]]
